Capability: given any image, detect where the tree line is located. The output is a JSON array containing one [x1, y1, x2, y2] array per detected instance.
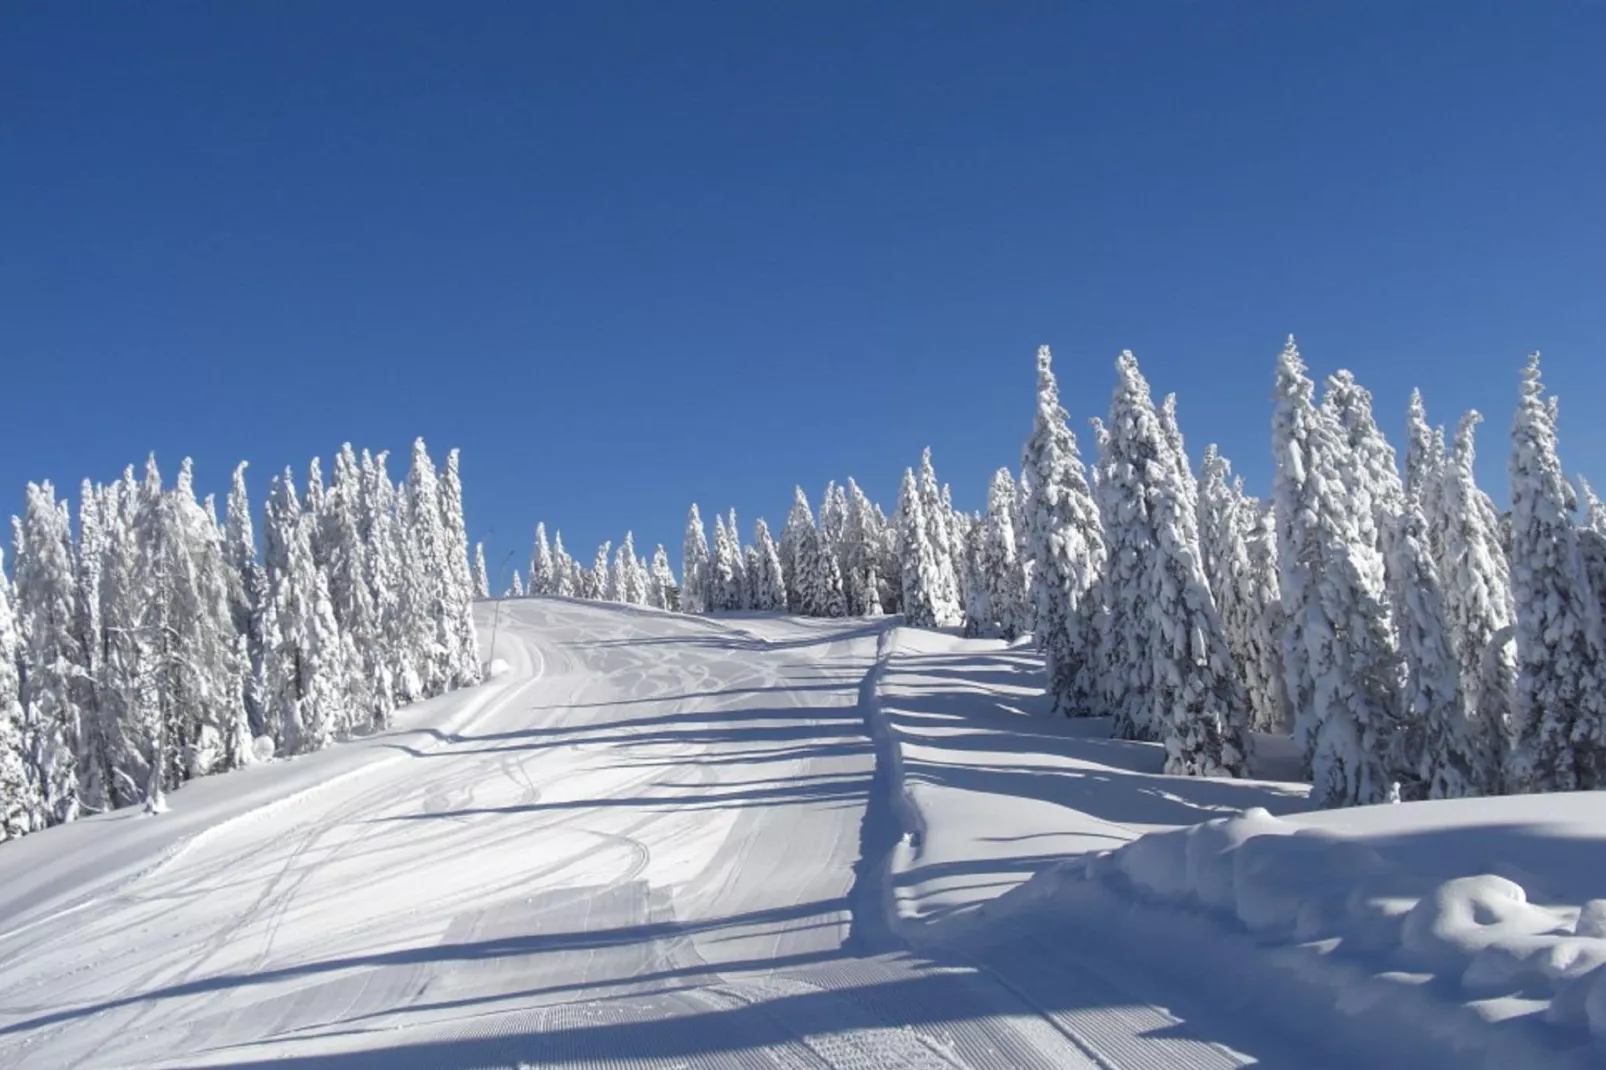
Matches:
[[519, 339, 1601, 808], [0, 441, 480, 842]]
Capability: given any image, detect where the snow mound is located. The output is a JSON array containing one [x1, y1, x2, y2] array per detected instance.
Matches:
[[485, 657, 512, 679], [1058, 805, 1606, 1061], [251, 735, 276, 763]]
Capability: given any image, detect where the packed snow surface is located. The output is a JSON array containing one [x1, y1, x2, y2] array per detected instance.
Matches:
[[3, 603, 1602, 1067]]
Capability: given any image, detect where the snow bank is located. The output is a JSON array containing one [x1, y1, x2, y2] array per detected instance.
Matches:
[[1045, 804, 1606, 1065]]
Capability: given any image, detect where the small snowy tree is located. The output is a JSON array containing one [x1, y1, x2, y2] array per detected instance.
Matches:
[[473, 542, 491, 600], [529, 522, 556, 596], [750, 519, 787, 611], [647, 545, 677, 610], [508, 569, 525, 599]]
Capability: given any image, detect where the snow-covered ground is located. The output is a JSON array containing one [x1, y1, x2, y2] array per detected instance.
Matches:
[[3, 603, 1603, 1067]]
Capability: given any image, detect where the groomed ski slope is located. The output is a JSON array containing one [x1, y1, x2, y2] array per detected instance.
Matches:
[[0, 599, 1574, 1068]]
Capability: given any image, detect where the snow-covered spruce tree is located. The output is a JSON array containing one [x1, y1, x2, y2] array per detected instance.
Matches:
[[709, 513, 735, 612], [615, 532, 647, 605], [1158, 393, 1200, 550], [0, 550, 33, 839], [811, 522, 848, 618], [359, 449, 404, 717], [726, 510, 750, 611], [841, 479, 882, 616], [95, 467, 156, 806], [681, 505, 711, 614], [648, 545, 677, 610], [262, 469, 349, 755], [780, 488, 814, 614], [69, 479, 111, 812], [1436, 411, 1514, 792], [167, 461, 253, 776], [1198, 447, 1287, 735], [590, 541, 612, 601], [1014, 467, 1036, 635], [872, 499, 900, 616], [1021, 346, 1106, 718], [530, 522, 555, 597], [1404, 388, 1443, 502], [225, 462, 270, 739], [742, 545, 760, 609], [508, 569, 525, 599], [1507, 353, 1606, 792], [1109, 359, 1249, 776], [1323, 370, 1407, 572], [1245, 496, 1290, 733], [473, 543, 490, 600], [916, 450, 963, 626], [981, 468, 1026, 641], [1272, 338, 1402, 807], [1096, 353, 1169, 738], [399, 441, 452, 696], [12, 481, 85, 825], [551, 532, 577, 598], [747, 519, 786, 612], [896, 468, 942, 628], [812, 489, 848, 617], [438, 450, 481, 686], [325, 446, 387, 729], [1389, 493, 1473, 799], [959, 513, 993, 638]]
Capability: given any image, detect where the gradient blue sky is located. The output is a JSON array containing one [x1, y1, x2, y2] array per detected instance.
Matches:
[[5, 1, 1604, 581]]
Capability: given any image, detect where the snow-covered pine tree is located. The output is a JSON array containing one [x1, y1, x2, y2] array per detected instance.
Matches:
[[590, 541, 612, 601], [508, 569, 525, 599], [530, 522, 556, 597], [648, 545, 677, 610], [980, 469, 1026, 641], [325, 446, 385, 730], [780, 488, 814, 614], [1095, 353, 1167, 737], [70, 480, 111, 812], [400, 441, 452, 696], [1158, 393, 1200, 550], [1198, 447, 1287, 735], [0, 550, 32, 839], [95, 467, 156, 807], [1020, 346, 1106, 718], [263, 468, 349, 755], [841, 479, 882, 616], [1107, 359, 1249, 776], [1507, 353, 1606, 792], [473, 543, 491, 600], [1436, 411, 1514, 793], [682, 505, 711, 614], [12, 481, 85, 825], [616, 532, 647, 605], [359, 449, 403, 717], [896, 468, 940, 628], [916, 450, 963, 626], [551, 531, 577, 598], [725, 510, 749, 611], [1323, 370, 1407, 570], [1272, 339, 1402, 807], [225, 462, 270, 739], [742, 545, 760, 609], [958, 513, 993, 638], [749, 519, 787, 611], [1390, 493, 1473, 799], [438, 450, 482, 686], [710, 513, 736, 612], [819, 483, 850, 609]]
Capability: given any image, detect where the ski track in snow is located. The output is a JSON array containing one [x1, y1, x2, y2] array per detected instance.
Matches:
[[2, 601, 1345, 1068]]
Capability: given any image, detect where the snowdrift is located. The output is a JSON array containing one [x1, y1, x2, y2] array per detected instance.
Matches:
[[987, 796, 1606, 1069]]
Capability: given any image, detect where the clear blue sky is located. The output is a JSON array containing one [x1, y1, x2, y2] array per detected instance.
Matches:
[[5, 1, 1604, 582]]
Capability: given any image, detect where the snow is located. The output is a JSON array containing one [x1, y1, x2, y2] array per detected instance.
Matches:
[[6, 602, 1606, 1067]]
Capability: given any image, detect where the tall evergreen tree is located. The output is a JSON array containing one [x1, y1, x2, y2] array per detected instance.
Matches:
[[508, 569, 525, 599], [1020, 346, 1106, 718], [1507, 353, 1605, 792], [749, 519, 787, 611], [13, 481, 84, 825], [780, 488, 815, 614], [917, 450, 963, 625], [70, 480, 111, 812], [648, 545, 677, 610], [682, 505, 711, 614], [980, 469, 1026, 641], [0, 550, 33, 839], [225, 462, 270, 738], [438, 450, 482, 686], [530, 522, 556, 596], [551, 531, 577, 598], [1390, 494, 1472, 799], [897, 468, 940, 628], [1272, 339, 1402, 807]]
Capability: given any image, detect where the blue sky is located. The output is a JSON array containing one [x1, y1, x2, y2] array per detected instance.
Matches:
[[5, 2, 1604, 581]]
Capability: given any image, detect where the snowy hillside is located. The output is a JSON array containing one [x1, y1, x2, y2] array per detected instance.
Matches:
[[3, 599, 1602, 1068]]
